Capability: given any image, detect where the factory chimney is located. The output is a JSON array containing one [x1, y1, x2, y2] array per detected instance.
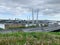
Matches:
[[32, 9, 34, 25], [36, 9, 39, 26]]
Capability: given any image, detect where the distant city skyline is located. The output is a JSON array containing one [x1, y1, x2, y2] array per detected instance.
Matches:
[[0, 14, 60, 21]]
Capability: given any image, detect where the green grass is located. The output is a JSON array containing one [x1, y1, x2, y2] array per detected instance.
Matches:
[[49, 32, 60, 35], [0, 32, 60, 45], [26, 32, 60, 45], [0, 32, 26, 45]]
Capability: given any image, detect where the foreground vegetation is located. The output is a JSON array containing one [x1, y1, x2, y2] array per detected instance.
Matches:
[[0, 32, 60, 45], [0, 32, 26, 45]]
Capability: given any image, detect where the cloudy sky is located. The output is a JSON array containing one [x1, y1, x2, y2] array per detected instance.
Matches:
[[0, 0, 60, 20]]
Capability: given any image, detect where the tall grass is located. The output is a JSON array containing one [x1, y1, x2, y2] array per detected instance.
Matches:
[[0, 32, 60, 45], [0, 32, 26, 45], [26, 32, 60, 45]]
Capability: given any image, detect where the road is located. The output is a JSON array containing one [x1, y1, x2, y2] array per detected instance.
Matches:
[[23, 25, 60, 32], [0, 25, 60, 33]]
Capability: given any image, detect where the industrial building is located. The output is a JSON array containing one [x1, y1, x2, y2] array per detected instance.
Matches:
[[0, 19, 59, 29]]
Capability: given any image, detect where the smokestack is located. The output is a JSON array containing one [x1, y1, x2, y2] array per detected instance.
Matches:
[[32, 9, 34, 25], [27, 16, 29, 26], [36, 9, 39, 26]]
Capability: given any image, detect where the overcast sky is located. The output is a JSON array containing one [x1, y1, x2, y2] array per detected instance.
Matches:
[[0, 0, 60, 20]]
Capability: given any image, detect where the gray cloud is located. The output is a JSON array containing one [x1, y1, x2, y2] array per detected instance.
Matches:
[[0, 0, 60, 15], [46, 0, 60, 4]]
